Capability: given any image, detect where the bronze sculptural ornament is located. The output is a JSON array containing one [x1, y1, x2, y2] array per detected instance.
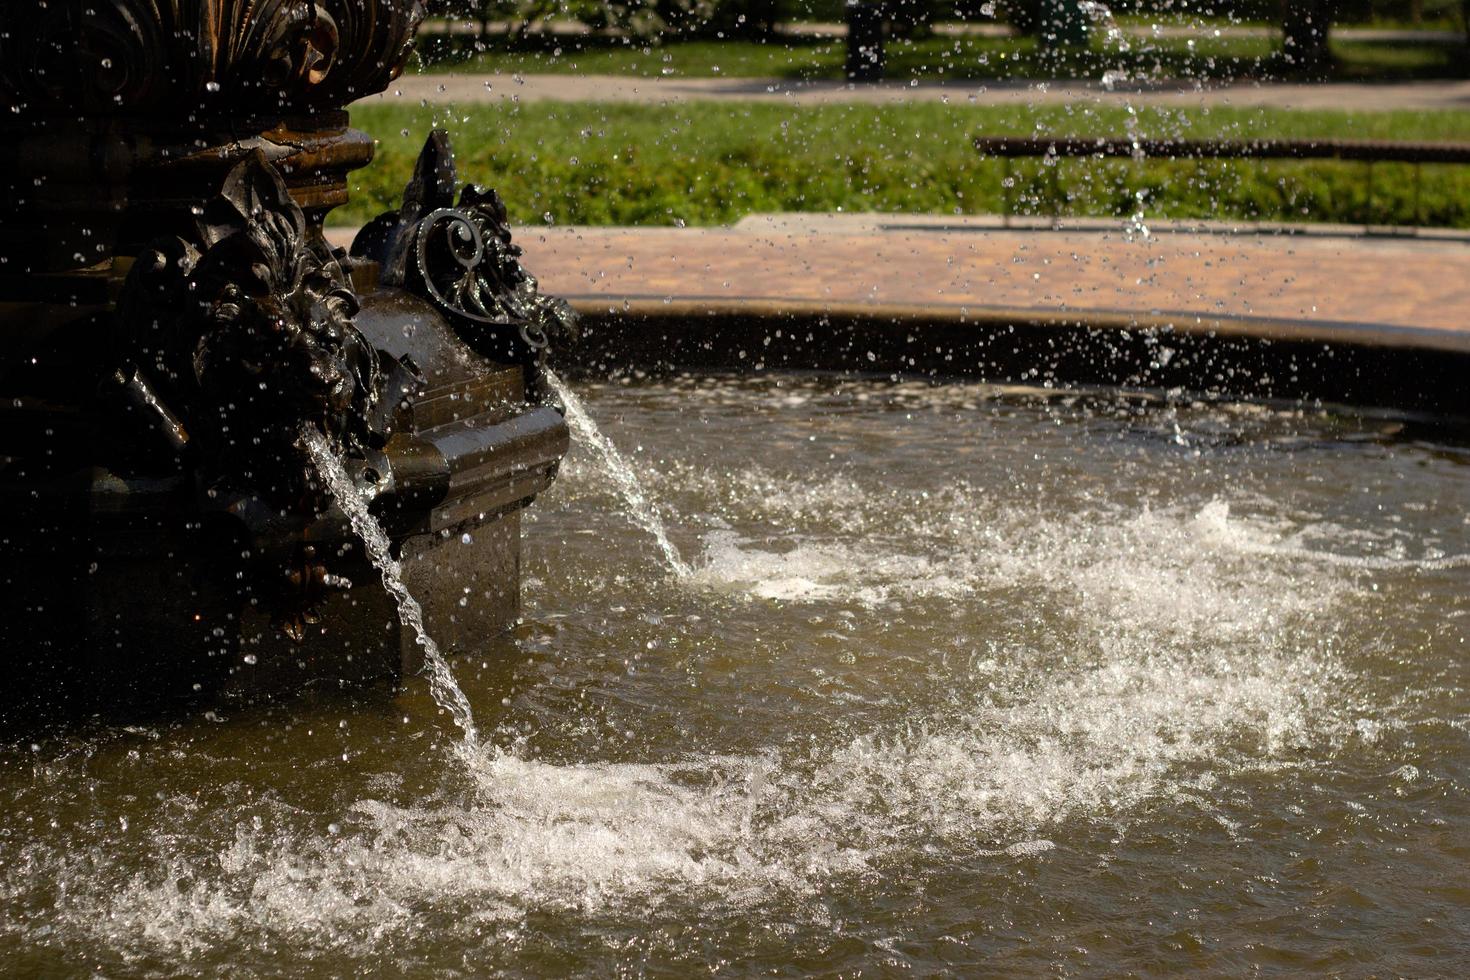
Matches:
[[0, 1, 575, 724]]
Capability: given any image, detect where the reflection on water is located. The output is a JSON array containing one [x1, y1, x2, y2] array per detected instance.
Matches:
[[2, 377, 1468, 975]]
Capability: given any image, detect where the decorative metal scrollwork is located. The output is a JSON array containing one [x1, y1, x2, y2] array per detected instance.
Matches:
[[352, 131, 578, 362]]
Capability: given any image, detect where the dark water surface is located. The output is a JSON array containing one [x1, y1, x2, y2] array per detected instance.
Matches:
[[2, 377, 1468, 976]]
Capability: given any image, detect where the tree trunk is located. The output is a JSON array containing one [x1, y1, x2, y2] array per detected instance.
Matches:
[[845, 1, 885, 81], [1282, 0, 1333, 73]]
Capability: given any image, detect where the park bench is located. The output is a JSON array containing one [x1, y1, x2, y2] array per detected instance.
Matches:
[[972, 136, 1470, 226]]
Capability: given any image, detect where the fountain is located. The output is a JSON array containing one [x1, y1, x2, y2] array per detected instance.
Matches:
[[0, 1, 576, 724], [2, 4, 1470, 974]]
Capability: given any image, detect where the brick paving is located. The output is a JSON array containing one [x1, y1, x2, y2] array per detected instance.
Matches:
[[328, 215, 1470, 347], [514, 216, 1470, 342]]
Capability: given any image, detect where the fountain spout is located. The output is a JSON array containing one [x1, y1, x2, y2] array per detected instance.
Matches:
[[0, 1, 572, 724], [352, 130, 581, 402]]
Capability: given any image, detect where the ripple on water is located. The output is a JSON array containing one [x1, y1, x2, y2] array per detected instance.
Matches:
[[16, 499, 1352, 960], [2, 382, 1465, 973]]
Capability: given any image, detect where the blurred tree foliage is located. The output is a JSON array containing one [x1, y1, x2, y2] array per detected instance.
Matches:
[[985, 0, 1463, 25], [987, 1, 1466, 69]]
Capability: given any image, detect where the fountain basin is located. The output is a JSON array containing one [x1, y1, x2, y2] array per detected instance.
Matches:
[[2, 374, 1465, 974], [496, 216, 1470, 423], [566, 300, 1470, 421]]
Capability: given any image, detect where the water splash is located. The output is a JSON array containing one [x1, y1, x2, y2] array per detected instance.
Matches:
[[543, 368, 693, 578], [1079, 0, 1152, 240], [300, 426, 479, 750], [25, 623, 1341, 956], [2, 383, 1462, 974]]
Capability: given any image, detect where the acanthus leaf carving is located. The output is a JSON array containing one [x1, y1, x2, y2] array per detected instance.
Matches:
[[121, 150, 396, 506]]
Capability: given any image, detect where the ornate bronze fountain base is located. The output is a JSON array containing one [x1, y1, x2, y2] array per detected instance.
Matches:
[[0, 2, 574, 726]]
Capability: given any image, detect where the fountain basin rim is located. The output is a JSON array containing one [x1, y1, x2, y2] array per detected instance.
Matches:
[[565, 297, 1470, 357], [731, 212, 1470, 245], [556, 299, 1470, 424]]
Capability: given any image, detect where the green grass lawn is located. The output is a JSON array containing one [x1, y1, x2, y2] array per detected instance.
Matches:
[[341, 101, 1470, 230], [415, 31, 1468, 82]]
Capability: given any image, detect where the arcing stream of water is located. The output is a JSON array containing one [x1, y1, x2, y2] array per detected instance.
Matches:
[[543, 368, 693, 578], [300, 426, 480, 751], [302, 368, 693, 760]]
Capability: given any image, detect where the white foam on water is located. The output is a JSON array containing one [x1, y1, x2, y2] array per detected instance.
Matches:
[[15, 431, 1440, 962], [689, 530, 973, 605], [1019, 500, 1331, 639], [977, 840, 1056, 858], [20, 487, 1358, 959], [812, 644, 1332, 840], [35, 621, 1336, 959], [686, 488, 1358, 645]]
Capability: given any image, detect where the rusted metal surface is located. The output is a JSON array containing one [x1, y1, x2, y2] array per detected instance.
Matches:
[[0, 0, 424, 274], [0, 116, 376, 272], [351, 130, 579, 390]]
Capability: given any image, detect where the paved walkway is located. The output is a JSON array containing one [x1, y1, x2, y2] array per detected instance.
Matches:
[[373, 73, 1470, 111], [329, 215, 1470, 348]]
